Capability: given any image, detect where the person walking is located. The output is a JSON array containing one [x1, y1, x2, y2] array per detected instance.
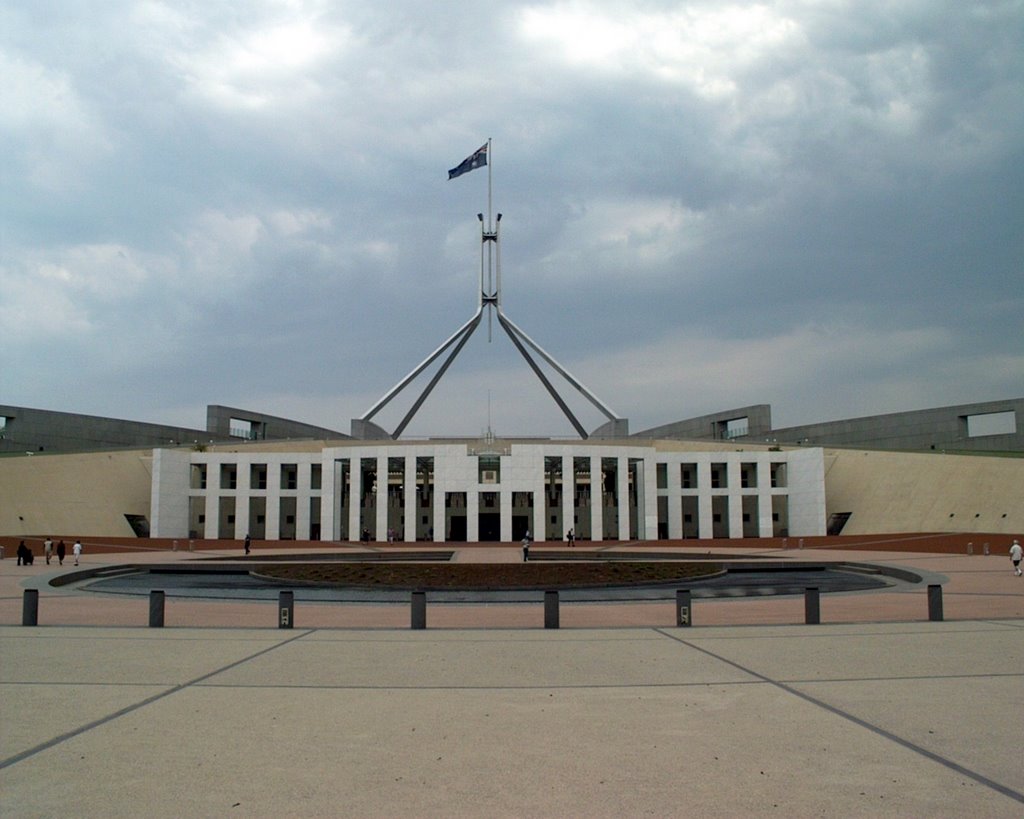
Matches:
[[244, 534, 251, 555], [56, 540, 66, 565], [1011, 539, 1023, 577], [44, 537, 53, 565], [522, 530, 531, 562], [72, 539, 82, 566]]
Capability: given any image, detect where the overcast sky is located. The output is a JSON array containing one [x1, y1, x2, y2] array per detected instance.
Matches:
[[2, 0, 1022, 439]]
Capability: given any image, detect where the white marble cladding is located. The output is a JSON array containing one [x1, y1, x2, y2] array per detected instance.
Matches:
[[152, 442, 825, 542]]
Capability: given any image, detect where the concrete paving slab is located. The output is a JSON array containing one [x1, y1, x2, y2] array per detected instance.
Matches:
[[790, 676, 1023, 788], [204, 629, 757, 689], [2, 624, 1023, 817], [680, 621, 1024, 681]]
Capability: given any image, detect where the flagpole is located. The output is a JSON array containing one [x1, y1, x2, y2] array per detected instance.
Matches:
[[487, 137, 493, 230]]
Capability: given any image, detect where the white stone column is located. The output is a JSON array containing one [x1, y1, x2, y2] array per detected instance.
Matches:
[[562, 454, 574, 540], [727, 461, 743, 539], [322, 456, 337, 542], [667, 458, 683, 539], [500, 489, 513, 542], [467, 488, 480, 542], [349, 454, 363, 543], [265, 460, 281, 541], [433, 481, 446, 543], [295, 462, 311, 540], [590, 455, 603, 541], [616, 455, 630, 540], [375, 454, 388, 542], [150, 448, 191, 538], [404, 455, 417, 542], [697, 460, 713, 539], [641, 455, 658, 541]]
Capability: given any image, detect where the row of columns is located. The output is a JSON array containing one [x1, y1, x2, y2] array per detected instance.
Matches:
[[339, 452, 648, 543]]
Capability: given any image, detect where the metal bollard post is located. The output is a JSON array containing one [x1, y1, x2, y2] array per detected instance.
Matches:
[[189, 539, 195, 553], [411, 591, 426, 630], [928, 584, 943, 622], [967, 542, 973, 555], [983, 542, 989, 556], [22, 589, 39, 626], [804, 587, 820, 624], [149, 590, 165, 627], [172, 540, 178, 552], [278, 591, 294, 629], [676, 589, 692, 627], [544, 590, 559, 629]]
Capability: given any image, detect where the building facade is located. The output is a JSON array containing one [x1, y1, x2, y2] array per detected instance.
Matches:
[[151, 440, 826, 543]]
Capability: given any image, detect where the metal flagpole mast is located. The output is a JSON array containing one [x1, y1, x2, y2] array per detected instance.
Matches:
[[353, 137, 628, 440]]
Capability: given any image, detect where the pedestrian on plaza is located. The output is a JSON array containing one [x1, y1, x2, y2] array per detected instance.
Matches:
[[44, 537, 53, 564], [57, 540, 66, 565], [72, 539, 82, 566], [522, 530, 531, 562], [567, 528, 575, 547], [244, 533, 251, 555], [1011, 539, 1023, 577], [16, 540, 28, 566]]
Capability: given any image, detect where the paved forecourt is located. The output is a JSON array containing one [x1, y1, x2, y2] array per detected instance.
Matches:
[[2, 620, 1023, 817]]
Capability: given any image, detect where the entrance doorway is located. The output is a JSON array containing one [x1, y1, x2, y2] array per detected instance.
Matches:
[[478, 513, 501, 541]]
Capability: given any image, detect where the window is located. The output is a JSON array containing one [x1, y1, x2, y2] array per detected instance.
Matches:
[[656, 463, 667, 489], [190, 464, 207, 490], [220, 464, 237, 490], [711, 463, 727, 489], [479, 455, 501, 484], [229, 418, 253, 439], [681, 464, 697, 489], [250, 464, 267, 490], [310, 464, 322, 490], [723, 417, 748, 439], [965, 411, 1016, 437], [281, 464, 298, 490]]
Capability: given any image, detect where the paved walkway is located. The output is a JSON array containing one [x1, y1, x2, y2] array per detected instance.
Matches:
[[2, 544, 1023, 816]]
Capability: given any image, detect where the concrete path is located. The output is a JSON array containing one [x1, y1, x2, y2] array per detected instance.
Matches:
[[2, 544, 1023, 816]]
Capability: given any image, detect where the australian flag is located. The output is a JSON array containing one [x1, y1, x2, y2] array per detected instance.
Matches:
[[448, 143, 488, 179]]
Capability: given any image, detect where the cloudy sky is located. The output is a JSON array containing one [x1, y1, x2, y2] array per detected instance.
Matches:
[[2, 0, 1022, 439]]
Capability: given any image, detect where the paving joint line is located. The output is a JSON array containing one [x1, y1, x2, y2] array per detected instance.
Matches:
[[654, 627, 1024, 806], [0, 628, 317, 771]]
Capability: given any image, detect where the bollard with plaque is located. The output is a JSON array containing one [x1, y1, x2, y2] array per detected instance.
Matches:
[[279, 591, 294, 629], [676, 589, 692, 627]]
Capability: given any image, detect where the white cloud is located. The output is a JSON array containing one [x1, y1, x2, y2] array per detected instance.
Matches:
[[519, 1, 802, 98], [134, 0, 349, 110]]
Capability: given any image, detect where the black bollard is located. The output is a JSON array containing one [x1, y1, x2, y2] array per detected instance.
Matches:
[[149, 590, 165, 628], [278, 591, 294, 629], [22, 589, 39, 626], [544, 590, 559, 629], [928, 584, 943, 622], [676, 589, 692, 627], [411, 591, 426, 630], [804, 587, 821, 625]]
